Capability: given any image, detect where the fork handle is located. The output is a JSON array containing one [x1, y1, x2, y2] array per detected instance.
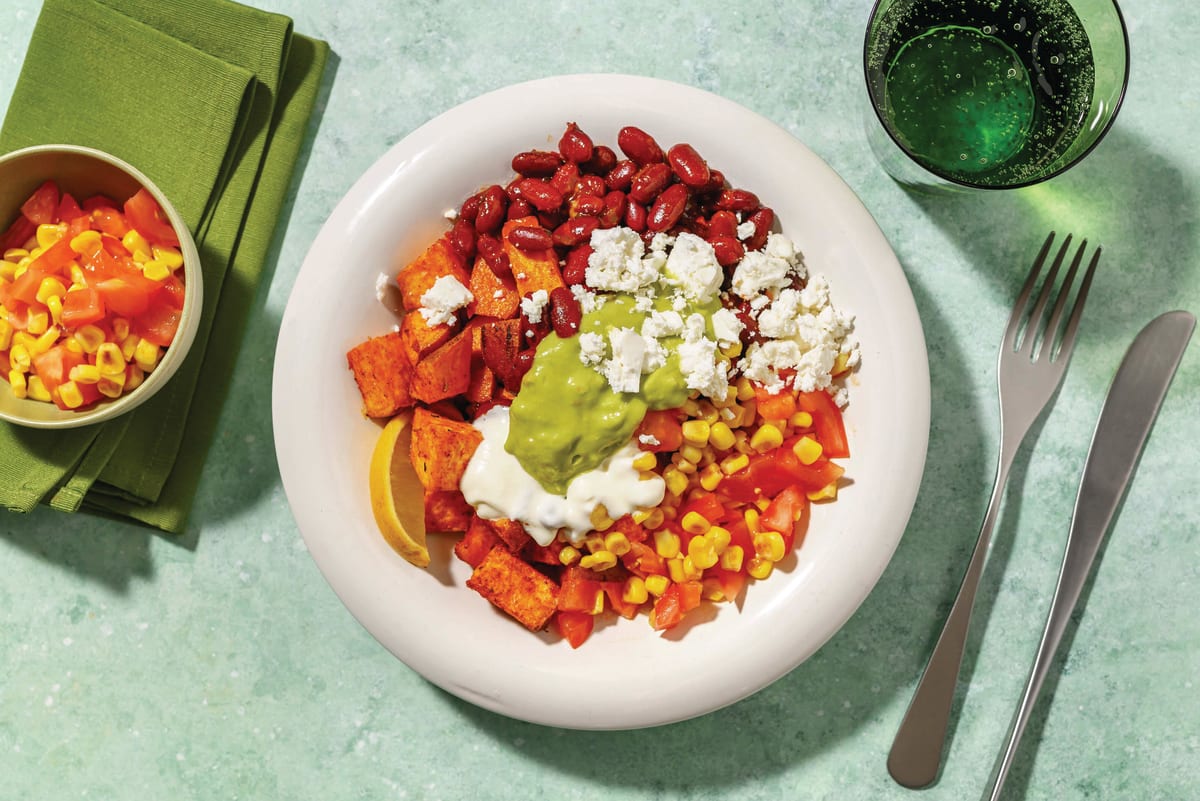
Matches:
[[887, 446, 1017, 788]]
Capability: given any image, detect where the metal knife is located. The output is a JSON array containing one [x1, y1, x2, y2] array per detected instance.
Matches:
[[982, 309, 1196, 801]]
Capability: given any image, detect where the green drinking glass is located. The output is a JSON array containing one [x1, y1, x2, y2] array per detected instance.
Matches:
[[864, 0, 1129, 190]]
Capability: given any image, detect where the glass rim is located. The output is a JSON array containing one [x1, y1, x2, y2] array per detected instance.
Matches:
[[862, 0, 1131, 191]]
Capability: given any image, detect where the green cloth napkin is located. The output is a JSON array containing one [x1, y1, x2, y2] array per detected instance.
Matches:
[[0, 0, 328, 532]]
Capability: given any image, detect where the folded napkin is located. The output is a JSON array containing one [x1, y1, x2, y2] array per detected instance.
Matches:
[[0, 0, 328, 531]]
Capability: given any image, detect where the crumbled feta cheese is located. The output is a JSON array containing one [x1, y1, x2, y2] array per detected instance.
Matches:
[[571, 284, 606, 314], [730, 248, 794, 299], [661, 232, 722, 304], [638, 433, 660, 446], [418, 275, 473, 326], [756, 288, 803, 339], [641, 309, 684, 339], [587, 227, 659, 292], [711, 307, 745, 346], [649, 232, 676, 252], [578, 331, 605, 366], [603, 327, 647, 393], [736, 220, 756, 241], [493, 289, 504, 299], [520, 289, 550, 323], [374, 272, 391, 301]]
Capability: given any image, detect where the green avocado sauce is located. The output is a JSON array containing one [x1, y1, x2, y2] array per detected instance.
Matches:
[[506, 293, 722, 495]]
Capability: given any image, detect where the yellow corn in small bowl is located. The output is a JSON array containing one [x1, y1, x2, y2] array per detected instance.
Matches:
[[0, 144, 202, 429]]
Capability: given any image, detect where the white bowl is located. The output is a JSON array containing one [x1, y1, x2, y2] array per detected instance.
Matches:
[[273, 75, 930, 729], [0, 144, 202, 429]]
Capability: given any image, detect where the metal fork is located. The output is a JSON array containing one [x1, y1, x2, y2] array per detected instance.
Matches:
[[887, 233, 1101, 789]]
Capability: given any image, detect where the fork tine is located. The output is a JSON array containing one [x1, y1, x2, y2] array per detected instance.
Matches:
[[1005, 232, 1057, 351], [1053, 245, 1101, 362], [1018, 233, 1073, 355], [1037, 238, 1088, 362]]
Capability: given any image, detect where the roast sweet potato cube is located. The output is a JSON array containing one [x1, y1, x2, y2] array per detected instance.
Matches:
[[488, 518, 533, 552], [410, 329, 471, 404], [465, 362, 496, 404], [424, 488, 473, 534], [345, 332, 414, 418], [455, 514, 503, 567], [502, 217, 565, 298], [396, 235, 470, 311], [467, 257, 520, 320], [399, 311, 457, 366], [479, 318, 525, 391], [466, 546, 560, 631], [409, 406, 482, 491]]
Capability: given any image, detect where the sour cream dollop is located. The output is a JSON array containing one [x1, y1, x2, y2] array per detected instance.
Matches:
[[460, 405, 665, 546]]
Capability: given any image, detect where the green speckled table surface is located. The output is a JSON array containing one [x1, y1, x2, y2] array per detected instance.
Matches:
[[2, 1, 1197, 799]]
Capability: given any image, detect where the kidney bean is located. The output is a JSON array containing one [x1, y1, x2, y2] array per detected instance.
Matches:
[[715, 188, 760, 213], [605, 159, 637, 191], [506, 197, 534, 220], [558, 122, 594, 164], [563, 244, 592, 286], [624, 197, 648, 232], [629, 162, 672, 204], [703, 169, 726, 192], [706, 210, 739, 240], [599, 190, 625, 228], [508, 224, 554, 252], [516, 178, 564, 213], [549, 163, 580, 197], [477, 233, 512, 276], [553, 216, 600, 247], [512, 149, 563, 177], [746, 207, 774, 250], [448, 217, 477, 259], [709, 234, 745, 267], [576, 174, 606, 199], [537, 209, 565, 231], [549, 286, 583, 338], [617, 126, 664, 165], [474, 184, 507, 233], [570, 194, 605, 217], [582, 144, 617, 175], [666, 143, 711, 188], [647, 183, 689, 232], [459, 191, 481, 223]]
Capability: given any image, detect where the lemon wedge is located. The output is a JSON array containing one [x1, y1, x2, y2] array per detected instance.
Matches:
[[368, 411, 430, 567]]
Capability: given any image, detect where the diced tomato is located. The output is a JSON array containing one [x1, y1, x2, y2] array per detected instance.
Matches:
[[91, 207, 130, 238], [710, 568, 747, 603], [132, 303, 180, 346], [650, 580, 703, 631], [96, 277, 152, 317], [31, 344, 85, 394], [56, 192, 84, 222], [123, 188, 178, 247], [60, 287, 106, 328], [101, 235, 131, 259], [157, 274, 186, 309], [602, 582, 641, 619], [679, 491, 726, 526], [753, 382, 797, 420], [52, 380, 102, 412], [30, 236, 77, 275], [20, 180, 59, 225], [760, 485, 808, 551], [558, 566, 603, 613], [797, 389, 850, 458], [555, 610, 594, 649], [621, 541, 666, 577], [720, 443, 845, 503], [65, 214, 92, 239], [0, 214, 36, 251], [634, 408, 683, 452], [81, 194, 119, 213], [6, 265, 49, 307]]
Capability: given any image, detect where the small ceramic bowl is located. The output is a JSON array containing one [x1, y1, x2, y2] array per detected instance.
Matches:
[[0, 144, 202, 429]]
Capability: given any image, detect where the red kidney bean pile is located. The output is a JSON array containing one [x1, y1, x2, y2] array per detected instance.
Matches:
[[455, 122, 780, 387]]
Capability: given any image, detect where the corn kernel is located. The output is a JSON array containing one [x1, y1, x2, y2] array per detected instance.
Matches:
[[121, 333, 140, 361], [736, 376, 755, 401], [672, 456, 696, 475], [653, 528, 680, 559], [558, 545, 581, 566], [96, 342, 124, 375], [9, 345, 30, 372], [8, 369, 27, 399], [744, 509, 762, 536], [74, 324, 106, 354], [36, 223, 65, 250], [588, 504, 614, 532], [603, 531, 631, 556], [681, 419, 710, 446], [111, 317, 130, 341], [57, 380, 85, 409], [46, 295, 63, 325], [69, 364, 102, 384], [622, 576, 648, 605], [687, 535, 719, 569], [26, 309, 49, 336], [832, 350, 852, 376], [678, 443, 703, 465], [720, 453, 749, 475], [719, 340, 743, 359], [698, 463, 723, 492], [141, 260, 171, 281], [64, 337, 83, 355], [134, 339, 160, 372], [702, 577, 725, 601], [588, 589, 606, 615], [97, 373, 125, 399], [68, 230, 103, 256], [663, 466, 688, 497], [698, 400, 720, 424], [0, 319, 10, 350], [0, 261, 16, 281], [644, 574, 669, 597], [681, 555, 703, 580], [747, 556, 774, 580], [629, 451, 658, 474], [579, 550, 617, 572], [708, 525, 731, 553], [750, 423, 783, 452], [33, 328, 60, 355], [26, 375, 51, 402], [151, 245, 184, 269], [708, 421, 736, 451], [35, 276, 68, 305], [808, 482, 839, 502], [68, 263, 86, 286], [794, 435, 823, 465], [720, 545, 745, 572], [582, 533, 606, 553], [122, 230, 153, 262], [754, 530, 787, 563], [666, 557, 687, 583], [680, 511, 710, 535], [3, 248, 29, 262], [790, 410, 813, 429], [126, 364, 145, 391]]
